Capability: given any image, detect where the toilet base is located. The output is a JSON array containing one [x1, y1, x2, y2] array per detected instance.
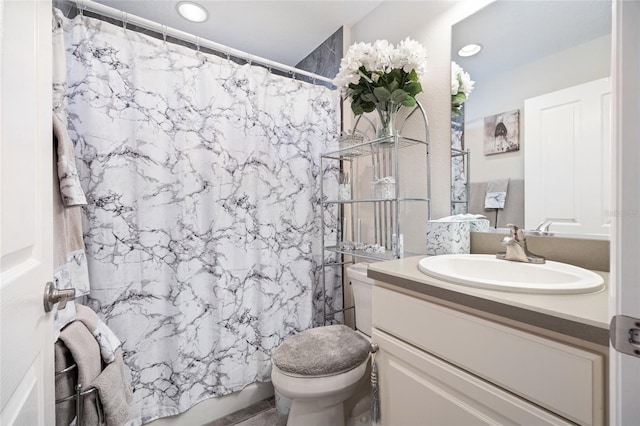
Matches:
[[346, 394, 372, 426], [287, 398, 345, 426], [272, 361, 368, 426]]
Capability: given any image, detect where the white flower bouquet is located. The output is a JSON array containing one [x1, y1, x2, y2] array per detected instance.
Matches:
[[451, 61, 475, 116], [334, 38, 428, 117]]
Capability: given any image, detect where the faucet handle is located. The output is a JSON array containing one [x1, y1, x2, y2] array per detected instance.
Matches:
[[499, 224, 544, 264], [536, 220, 552, 231], [506, 223, 527, 243], [535, 220, 553, 234]]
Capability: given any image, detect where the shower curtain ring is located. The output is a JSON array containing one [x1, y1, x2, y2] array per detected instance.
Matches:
[[247, 54, 252, 66], [195, 36, 201, 53], [162, 25, 167, 44], [122, 12, 128, 30], [76, 0, 84, 16], [226, 47, 231, 61], [267, 60, 272, 73]]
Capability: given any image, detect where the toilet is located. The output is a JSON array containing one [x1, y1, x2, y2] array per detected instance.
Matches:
[[271, 262, 375, 426]]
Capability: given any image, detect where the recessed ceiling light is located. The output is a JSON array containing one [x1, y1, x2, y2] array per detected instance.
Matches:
[[176, 1, 208, 23], [458, 44, 482, 57]]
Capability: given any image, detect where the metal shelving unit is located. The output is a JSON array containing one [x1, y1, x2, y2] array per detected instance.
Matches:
[[319, 103, 431, 324], [451, 147, 470, 214]]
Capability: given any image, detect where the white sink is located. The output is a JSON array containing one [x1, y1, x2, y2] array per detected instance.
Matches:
[[418, 254, 605, 294]]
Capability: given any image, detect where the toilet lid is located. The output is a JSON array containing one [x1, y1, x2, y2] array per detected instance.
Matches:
[[272, 324, 371, 376]]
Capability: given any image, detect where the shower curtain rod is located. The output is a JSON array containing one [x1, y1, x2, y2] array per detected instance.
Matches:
[[74, 0, 336, 86]]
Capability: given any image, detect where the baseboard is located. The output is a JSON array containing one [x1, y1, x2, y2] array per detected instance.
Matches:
[[147, 381, 275, 426]]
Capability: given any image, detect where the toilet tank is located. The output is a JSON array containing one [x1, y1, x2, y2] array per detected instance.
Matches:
[[346, 262, 375, 337]]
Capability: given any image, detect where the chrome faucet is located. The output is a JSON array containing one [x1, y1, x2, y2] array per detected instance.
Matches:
[[533, 220, 553, 235], [496, 224, 545, 264]]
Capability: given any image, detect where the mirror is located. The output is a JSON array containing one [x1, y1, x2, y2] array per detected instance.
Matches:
[[450, 0, 612, 236]]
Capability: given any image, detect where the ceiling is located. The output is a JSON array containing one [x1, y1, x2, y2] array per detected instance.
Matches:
[[92, 0, 384, 67], [87, 1, 613, 82], [452, 1, 612, 82]]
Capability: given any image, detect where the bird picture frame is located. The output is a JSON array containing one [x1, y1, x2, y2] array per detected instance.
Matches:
[[483, 109, 520, 155]]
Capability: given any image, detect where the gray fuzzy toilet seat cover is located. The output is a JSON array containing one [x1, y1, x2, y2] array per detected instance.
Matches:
[[272, 324, 370, 376]]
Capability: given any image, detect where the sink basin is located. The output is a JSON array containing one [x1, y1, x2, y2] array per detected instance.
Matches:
[[418, 254, 604, 294]]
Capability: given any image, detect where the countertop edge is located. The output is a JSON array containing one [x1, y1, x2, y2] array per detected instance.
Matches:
[[367, 267, 610, 347]]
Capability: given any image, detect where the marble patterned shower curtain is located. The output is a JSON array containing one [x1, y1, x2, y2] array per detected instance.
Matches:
[[54, 10, 340, 424]]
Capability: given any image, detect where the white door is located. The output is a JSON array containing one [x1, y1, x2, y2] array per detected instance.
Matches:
[[524, 78, 611, 235], [0, 1, 54, 424], [610, 0, 640, 424]]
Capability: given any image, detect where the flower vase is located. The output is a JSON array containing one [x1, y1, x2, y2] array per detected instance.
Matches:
[[375, 103, 401, 142]]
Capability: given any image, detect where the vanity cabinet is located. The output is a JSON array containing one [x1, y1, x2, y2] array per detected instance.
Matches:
[[372, 285, 606, 426]]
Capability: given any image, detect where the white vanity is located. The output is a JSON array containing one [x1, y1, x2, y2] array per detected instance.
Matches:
[[369, 256, 608, 426]]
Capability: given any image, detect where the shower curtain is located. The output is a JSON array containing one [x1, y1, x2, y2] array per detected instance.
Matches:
[[54, 9, 340, 424]]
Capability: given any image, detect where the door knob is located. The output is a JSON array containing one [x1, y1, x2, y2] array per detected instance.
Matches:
[[43, 282, 76, 313]]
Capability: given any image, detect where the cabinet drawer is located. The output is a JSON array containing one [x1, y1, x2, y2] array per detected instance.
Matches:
[[373, 328, 572, 426], [373, 286, 605, 425]]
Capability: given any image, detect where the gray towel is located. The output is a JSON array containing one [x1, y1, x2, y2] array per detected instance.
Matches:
[[58, 321, 102, 425], [53, 11, 90, 340], [485, 178, 509, 209], [76, 304, 122, 364], [53, 114, 87, 207], [53, 116, 91, 339], [91, 349, 133, 426]]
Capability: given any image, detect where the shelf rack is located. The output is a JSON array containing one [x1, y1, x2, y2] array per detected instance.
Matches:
[[55, 362, 104, 425], [450, 108, 470, 215], [450, 147, 470, 214], [319, 102, 431, 324]]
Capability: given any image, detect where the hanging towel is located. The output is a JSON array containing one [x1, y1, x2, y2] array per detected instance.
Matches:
[[58, 314, 133, 426], [76, 304, 122, 364], [91, 349, 133, 426], [485, 178, 509, 209], [52, 118, 91, 339], [58, 321, 103, 425], [52, 9, 91, 340], [53, 115, 87, 206]]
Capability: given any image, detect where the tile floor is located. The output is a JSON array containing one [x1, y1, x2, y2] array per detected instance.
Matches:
[[232, 409, 287, 426], [205, 397, 287, 426]]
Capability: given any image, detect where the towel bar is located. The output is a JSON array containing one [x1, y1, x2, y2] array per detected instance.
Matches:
[[55, 363, 104, 426]]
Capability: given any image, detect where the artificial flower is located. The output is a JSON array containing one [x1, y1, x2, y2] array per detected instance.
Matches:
[[451, 61, 475, 116], [334, 38, 428, 116]]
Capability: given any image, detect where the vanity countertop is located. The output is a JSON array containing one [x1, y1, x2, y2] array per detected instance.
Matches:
[[368, 256, 609, 346]]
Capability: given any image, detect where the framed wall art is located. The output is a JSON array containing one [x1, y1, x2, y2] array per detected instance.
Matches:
[[484, 109, 520, 155]]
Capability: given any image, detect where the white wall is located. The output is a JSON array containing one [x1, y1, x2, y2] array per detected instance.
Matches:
[[465, 35, 611, 183]]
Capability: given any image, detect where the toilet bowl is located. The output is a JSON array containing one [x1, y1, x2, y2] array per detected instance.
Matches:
[[272, 348, 368, 426], [271, 262, 375, 426]]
